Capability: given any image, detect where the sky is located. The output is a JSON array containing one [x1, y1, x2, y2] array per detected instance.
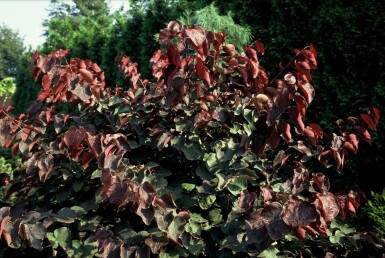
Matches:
[[0, 0, 129, 49]]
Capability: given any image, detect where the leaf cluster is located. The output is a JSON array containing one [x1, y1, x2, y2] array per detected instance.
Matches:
[[0, 21, 383, 257]]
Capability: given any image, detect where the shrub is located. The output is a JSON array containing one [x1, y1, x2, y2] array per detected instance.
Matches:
[[367, 189, 385, 237], [0, 21, 383, 257], [0, 78, 16, 106]]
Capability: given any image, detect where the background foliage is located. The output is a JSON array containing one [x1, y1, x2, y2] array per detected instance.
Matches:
[[0, 24, 24, 80], [0, 78, 16, 105]]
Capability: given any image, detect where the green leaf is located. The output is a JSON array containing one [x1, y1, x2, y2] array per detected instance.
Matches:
[[115, 105, 132, 115], [185, 221, 202, 235], [258, 246, 280, 258], [47, 232, 58, 249], [55, 188, 72, 203], [206, 195, 216, 205], [199, 195, 217, 210], [181, 143, 203, 161], [182, 183, 195, 191], [73, 180, 84, 192], [91, 169, 102, 179], [175, 119, 189, 132], [188, 238, 205, 255], [227, 177, 248, 195], [28, 222, 47, 250], [230, 123, 242, 135], [190, 212, 208, 223], [54, 227, 73, 251], [78, 216, 102, 231], [195, 166, 213, 180], [329, 230, 345, 245], [208, 208, 223, 224], [168, 216, 186, 242], [56, 207, 78, 223], [216, 173, 227, 190]]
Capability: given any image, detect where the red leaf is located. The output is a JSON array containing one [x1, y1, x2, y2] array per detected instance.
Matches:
[[308, 123, 323, 138], [79, 69, 93, 82], [293, 93, 308, 117], [273, 150, 288, 168], [159, 21, 181, 46], [277, 120, 292, 142], [184, 25, 206, 48], [11, 142, 19, 157], [303, 127, 317, 145], [236, 67, 249, 86], [193, 44, 205, 58], [46, 108, 52, 123], [250, 134, 266, 157], [309, 43, 317, 59], [260, 185, 276, 203], [36, 54, 47, 70], [333, 150, 343, 172], [295, 62, 312, 82], [267, 127, 280, 149], [164, 64, 178, 87], [0, 207, 10, 234], [255, 40, 265, 55], [261, 202, 282, 224], [63, 126, 87, 148], [167, 44, 181, 68], [353, 126, 371, 144], [32, 67, 41, 81], [312, 173, 330, 193], [317, 192, 340, 222], [373, 106, 380, 122], [3, 231, 11, 245], [165, 92, 182, 107], [238, 190, 257, 210], [298, 82, 315, 104], [293, 226, 306, 241], [248, 59, 259, 79], [288, 106, 305, 132], [145, 235, 169, 254], [196, 56, 211, 85], [42, 74, 51, 91], [109, 178, 129, 206], [360, 113, 377, 131], [267, 87, 290, 126], [297, 61, 311, 70], [78, 60, 86, 69], [343, 141, 356, 154], [282, 201, 318, 227], [160, 192, 177, 209], [258, 66, 269, 86], [39, 91, 51, 101], [331, 133, 345, 151], [265, 217, 291, 240], [305, 49, 317, 69], [38, 154, 54, 182], [347, 191, 361, 209], [82, 151, 96, 169], [21, 128, 31, 142], [346, 134, 358, 152], [347, 201, 356, 214], [92, 63, 101, 73], [167, 20, 182, 33], [244, 47, 258, 62], [131, 73, 141, 89]]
